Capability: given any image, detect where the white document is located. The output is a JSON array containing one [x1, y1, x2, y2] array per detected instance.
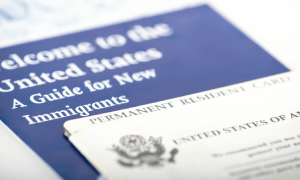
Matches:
[[70, 79, 300, 180], [64, 70, 298, 136]]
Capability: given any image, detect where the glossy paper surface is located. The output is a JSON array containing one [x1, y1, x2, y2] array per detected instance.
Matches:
[[0, 5, 288, 179]]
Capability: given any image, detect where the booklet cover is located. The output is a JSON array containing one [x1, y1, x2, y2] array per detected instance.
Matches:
[[0, 5, 288, 179]]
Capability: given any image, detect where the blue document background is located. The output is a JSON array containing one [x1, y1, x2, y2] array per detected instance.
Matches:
[[0, 5, 288, 179]]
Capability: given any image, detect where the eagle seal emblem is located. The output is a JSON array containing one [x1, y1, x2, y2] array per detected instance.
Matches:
[[110, 135, 178, 167]]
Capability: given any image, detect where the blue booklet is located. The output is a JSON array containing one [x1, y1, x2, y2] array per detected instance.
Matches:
[[0, 5, 288, 179]]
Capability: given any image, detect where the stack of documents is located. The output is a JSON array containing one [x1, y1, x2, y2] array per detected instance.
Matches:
[[65, 71, 300, 180], [1, 2, 298, 179]]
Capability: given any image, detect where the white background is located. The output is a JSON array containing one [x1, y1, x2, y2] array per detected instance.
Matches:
[[0, 0, 299, 179]]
